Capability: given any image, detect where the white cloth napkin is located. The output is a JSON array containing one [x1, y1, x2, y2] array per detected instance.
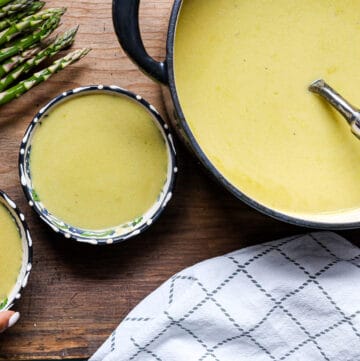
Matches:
[[90, 232, 360, 361]]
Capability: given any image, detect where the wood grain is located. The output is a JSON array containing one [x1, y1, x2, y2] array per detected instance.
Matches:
[[0, 1, 359, 359]]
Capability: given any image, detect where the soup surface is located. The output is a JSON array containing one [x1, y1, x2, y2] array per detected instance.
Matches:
[[0, 203, 22, 305], [30, 93, 168, 229], [175, 0, 360, 216]]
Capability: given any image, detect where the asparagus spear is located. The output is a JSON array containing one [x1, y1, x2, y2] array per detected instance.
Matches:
[[0, 0, 33, 19], [0, 8, 65, 46], [0, 27, 78, 91], [0, 48, 91, 106], [0, 0, 15, 7], [0, 1, 45, 31], [0, 15, 60, 62], [0, 45, 40, 77]]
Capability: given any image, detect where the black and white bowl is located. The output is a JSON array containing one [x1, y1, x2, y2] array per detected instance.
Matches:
[[0, 190, 32, 311], [19, 85, 177, 245]]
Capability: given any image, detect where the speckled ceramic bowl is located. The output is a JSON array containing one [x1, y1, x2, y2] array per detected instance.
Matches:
[[0, 190, 32, 311], [19, 85, 177, 245]]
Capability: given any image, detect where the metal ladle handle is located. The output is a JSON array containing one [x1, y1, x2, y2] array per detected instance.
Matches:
[[309, 79, 360, 139]]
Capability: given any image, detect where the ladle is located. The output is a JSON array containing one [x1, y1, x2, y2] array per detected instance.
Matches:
[[309, 79, 360, 139]]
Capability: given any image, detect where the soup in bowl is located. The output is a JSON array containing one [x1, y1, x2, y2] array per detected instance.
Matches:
[[20, 86, 177, 245], [0, 190, 32, 311]]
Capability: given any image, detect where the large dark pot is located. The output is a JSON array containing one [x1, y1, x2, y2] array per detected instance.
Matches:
[[112, 0, 360, 230]]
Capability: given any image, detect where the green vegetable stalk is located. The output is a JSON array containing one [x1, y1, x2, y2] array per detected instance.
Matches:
[[0, 27, 78, 91], [0, 14, 60, 62], [0, 45, 41, 77], [0, 1, 90, 106], [0, 7, 65, 46], [0, 1, 45, 31], [0, 0, 33, 19], [0, 48, 91, 106]]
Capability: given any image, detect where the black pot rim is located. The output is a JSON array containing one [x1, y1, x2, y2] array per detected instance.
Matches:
[[19, 85, 178, 245], [164, 0, 360, 230], [0, 190, 32, 310]]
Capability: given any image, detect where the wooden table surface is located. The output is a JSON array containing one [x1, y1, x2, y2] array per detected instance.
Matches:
[[0, 1, 359, 359]]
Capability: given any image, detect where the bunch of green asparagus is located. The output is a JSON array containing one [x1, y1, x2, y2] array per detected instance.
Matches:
[[0, 0, 90, 106]]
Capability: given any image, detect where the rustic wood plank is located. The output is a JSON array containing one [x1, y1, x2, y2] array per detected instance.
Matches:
[[0, 1, 359, 359]]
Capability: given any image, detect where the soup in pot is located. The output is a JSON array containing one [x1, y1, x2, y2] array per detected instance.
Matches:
[[174, 0, 360, 218]]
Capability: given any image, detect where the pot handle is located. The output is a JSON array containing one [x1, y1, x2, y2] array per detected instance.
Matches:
[[112, 0, 168, 85]]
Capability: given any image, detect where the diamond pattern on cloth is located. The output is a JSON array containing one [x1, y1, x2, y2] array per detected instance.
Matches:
[[90, 232, 360, 361]]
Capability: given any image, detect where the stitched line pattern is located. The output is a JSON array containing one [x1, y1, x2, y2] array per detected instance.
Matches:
[[125, 234, 359, 361]]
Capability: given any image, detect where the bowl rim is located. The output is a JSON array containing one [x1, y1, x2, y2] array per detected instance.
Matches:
[[19, 85, 178, 245], [0, 190, 32, 311]]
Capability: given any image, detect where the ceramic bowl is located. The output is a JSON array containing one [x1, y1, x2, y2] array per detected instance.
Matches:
[[0, 190, 32, 311], [19, 85, 177, 245]]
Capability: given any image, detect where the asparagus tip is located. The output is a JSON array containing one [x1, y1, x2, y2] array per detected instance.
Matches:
[[42, 7, 67, 16], [50, 26, 79, 49], [64, 25, 79, 38], [82, 48, 91, 56], [69, 47, 91, 62], [74, 47, 91, 59]]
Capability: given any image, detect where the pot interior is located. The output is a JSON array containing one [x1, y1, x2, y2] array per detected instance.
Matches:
[[169, 0, 360, 228]]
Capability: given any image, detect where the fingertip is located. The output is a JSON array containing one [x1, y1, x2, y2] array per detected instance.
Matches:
[[0, 311, 15, 333]]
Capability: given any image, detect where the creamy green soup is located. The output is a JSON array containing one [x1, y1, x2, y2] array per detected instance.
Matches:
[[0, 203, 22, 306], [175, 0, 360, 218], [30, 93, 168, 230]]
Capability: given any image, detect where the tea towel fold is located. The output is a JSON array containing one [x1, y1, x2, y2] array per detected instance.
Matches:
[[90, 232, 360, 361]]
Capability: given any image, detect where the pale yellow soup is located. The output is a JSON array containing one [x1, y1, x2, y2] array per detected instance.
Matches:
[[30, 93, 168, 230], [0, 203, 22, 304], [175, 0, 360, 216]]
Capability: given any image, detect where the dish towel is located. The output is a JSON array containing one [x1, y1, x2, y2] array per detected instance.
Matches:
[[90, 232, 360, 361]]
